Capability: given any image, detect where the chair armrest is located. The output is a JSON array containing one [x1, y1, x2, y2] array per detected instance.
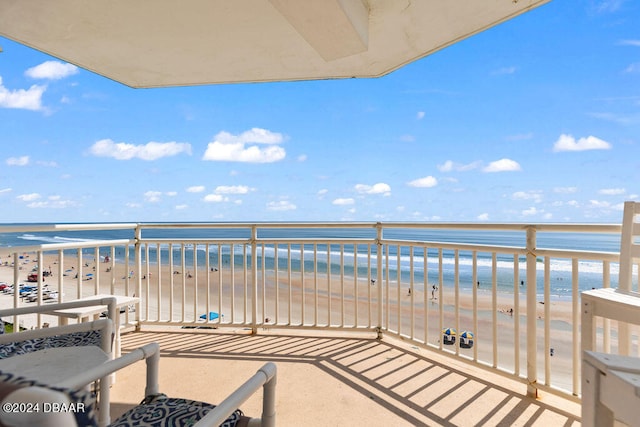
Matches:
[[58, 342, 160, 396], [194, 362, 277, 427]]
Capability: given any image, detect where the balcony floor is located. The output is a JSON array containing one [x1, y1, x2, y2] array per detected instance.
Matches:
[[111, 328, 581, 426]]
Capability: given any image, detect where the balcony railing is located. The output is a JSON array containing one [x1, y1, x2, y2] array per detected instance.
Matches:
[[0, 221, 636, 402]]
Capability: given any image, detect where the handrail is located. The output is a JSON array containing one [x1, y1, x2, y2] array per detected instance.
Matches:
[[0, 221, 631, 402], [196, 362, 277, 427]]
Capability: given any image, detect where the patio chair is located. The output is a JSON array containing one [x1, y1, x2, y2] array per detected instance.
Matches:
[[581, 201, 640, 427], [0, 297, 118, 427], [0, 342, 277, 427]]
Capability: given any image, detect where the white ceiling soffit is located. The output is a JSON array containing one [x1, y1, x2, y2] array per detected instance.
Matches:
[[0, 0, 551, 88]]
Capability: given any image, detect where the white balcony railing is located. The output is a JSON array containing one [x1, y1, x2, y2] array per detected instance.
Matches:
[[0, 221, 636, 401]]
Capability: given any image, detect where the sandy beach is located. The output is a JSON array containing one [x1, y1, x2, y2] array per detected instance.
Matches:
[[0, 251, 578, 392]]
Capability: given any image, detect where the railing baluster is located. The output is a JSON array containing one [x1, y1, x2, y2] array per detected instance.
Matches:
[[273, 243, 279, 326], [353, 243, 358, 327], [438, 249, 443, 350], [544, 256, 551, 385], [424, 246, 429, 345], [287, 244, 292, 326], [472, 251, 478, 361], [157, 243, 162, 322], [313, 243, 318, 327], [572, 258, 579, 395], [180, 243, 186, 323], [454, 249, 459, 356], [409, 246, 415, 340], [492, 253, 498, 368]]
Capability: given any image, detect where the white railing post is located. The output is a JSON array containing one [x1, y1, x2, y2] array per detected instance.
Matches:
[[135, 225, 143, 324], [251, 225, 258, 334], [526, 226, 538, 398], [376, 223, 383, 338]]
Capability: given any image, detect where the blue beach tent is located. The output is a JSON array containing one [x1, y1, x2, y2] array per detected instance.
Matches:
[[199, 312, 220, 321]]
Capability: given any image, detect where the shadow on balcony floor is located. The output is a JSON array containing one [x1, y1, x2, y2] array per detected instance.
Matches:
[[113, 329, 581, 426]]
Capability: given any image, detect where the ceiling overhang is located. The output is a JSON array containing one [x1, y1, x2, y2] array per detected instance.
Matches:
[[0, 0, 551, 88]]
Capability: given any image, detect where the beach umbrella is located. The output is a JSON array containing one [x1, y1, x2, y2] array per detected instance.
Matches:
[[460, 331, 474, 349], [199, 312, 220, 321], [442, 327, 456, 336]]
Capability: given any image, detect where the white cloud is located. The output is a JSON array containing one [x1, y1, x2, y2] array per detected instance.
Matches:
[[491, 66, 517, 75], [355, 183, 391, 196], [505, 133, 534, 142], [552, 134, 612, 152], [477, 213, 489, 221], [0, 76, 46, 111], [332, 198, 354, 205], [438, 161, 454, 172], [26, 196, 78, 209], [297, 154, 307, 162], [598, 188, 626, 195], [203, 194, 228, 203], [438, 160, 480, 172], [522, 207, 541, 216], [512, 190, 543, 203], [89, 140, 192, 160], [36, 160, 58, 167], [144, 191, 162, 203], [25, 61, 79, 80], [17, 193, 41, 202], [6, 156, 29, 166], [624, 62, 640, 73], [553, 187, 578, 194], [588, 111, 639, 126], [590, 0, 624, 14], [186, 186, 205, 193], [407, 176, 438, 188], [0, 188, 12, 194], [175, 204, 188, 210], [203, 128, 286, 163], [416, 111, 425, 120], [267, 200, 296, 211], [214, 185, 252, 194], [483, 158, 521, 172], [618, 39, 640, 47]]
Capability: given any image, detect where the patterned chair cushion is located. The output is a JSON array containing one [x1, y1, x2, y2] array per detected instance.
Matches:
[[0, 370, 98, 427], [111, 394, 244, 427], [0, 330, 102, 359]]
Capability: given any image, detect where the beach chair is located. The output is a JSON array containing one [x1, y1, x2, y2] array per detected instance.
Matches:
[[0, 342, 277, 427], [581, 201, 640, 427], [0, 298, 118, 427]]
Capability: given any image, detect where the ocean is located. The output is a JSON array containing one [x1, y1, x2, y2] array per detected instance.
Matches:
[[0, 224, 627, 298]]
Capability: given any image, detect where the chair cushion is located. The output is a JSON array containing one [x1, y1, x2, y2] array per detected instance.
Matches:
[[0, 330, 102, 359], [0, 370, 98, 427], [111, 394, 243, 427]]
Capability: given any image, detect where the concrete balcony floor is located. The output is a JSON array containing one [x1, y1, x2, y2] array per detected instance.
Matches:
[[110, 328, 581, 426]]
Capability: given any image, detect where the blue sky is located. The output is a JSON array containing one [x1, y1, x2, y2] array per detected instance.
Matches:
[[1, 1, 639, 224]]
